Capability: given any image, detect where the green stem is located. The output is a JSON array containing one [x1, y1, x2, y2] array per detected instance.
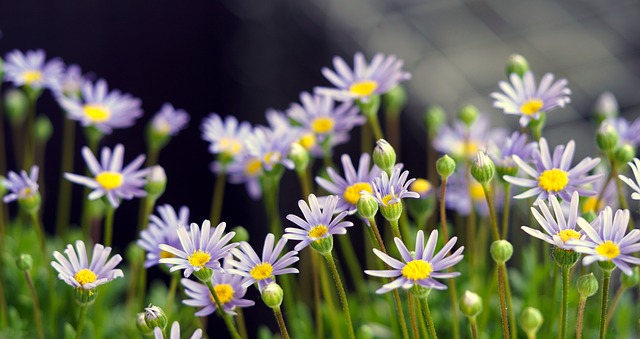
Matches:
[[504, 266, 516, 339], [24, 271, 44, 339], [501, 182, 511, 239], [599, 269, 612, 339], [146, 146, 160, 167], [419, 297, 438, 339], [236, 308, 249, 339], [407, 293, 420, 339], [560, 266, 569, 339], [209, 170, 226, 226], [23, 92, 37, 169], [337, 233, 367, 301], [0, 83, 6, 176], [81, 136, 102, 239], [576, 297, 586, 339], [469, 316, 479, 339], [274, 306, 290, 339], [206, 280, 242, 339], [165, 272, 180, 319], [296, 169, 312, 198], [30, 212, 46, 255], [318, 253, 342, 339], [361, 122, 373, 155], [75, 303, 89, 339], [0, 269, 6, 327], [605, 286, 626, 329], [103, 205, 115, 247], [310, 252, 324, 339], [439, 178, 460, 339], [482, 183, 500, 241], [55, 118, 76, 237], [367, 113, 384, 141], [385, 108, 401, 158], [323, 252, 356, 339], [497, 264, 511, 339], [390, 219, 402, 240]]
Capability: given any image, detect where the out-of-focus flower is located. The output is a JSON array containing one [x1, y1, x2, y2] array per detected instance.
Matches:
[[433, 114, 505, 161], [201, 113, 251, 164], [51, 240, 124, 289], [137, 205, 190, 268], [4, 49, 64, 91], [57, 64, 86, 98], [153, 321, 203, 339], [445, 171, 503, 217], [608, 117, 640, 148], [2, 166, 39, 203], [245, 126, 296, 172], [619, 158, 640, 201], [490, 131, 537, 170], [521, 192, 582, 250], [150, 103, 190, 137]]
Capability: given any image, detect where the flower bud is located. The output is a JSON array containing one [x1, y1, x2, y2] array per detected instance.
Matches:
[[231, 226, 250, 243], [18, 191, 41, 215], [383, 85, 407, 117], [35, 115, 53, 143], [436, 155, 456, 179], [505, 54, 530, 78], [144, 304, 168, 331], [373, 139, 396, 174], [357, 325, 375, 339], [622, 267, 640, 288], [593, 92, 618, 124], [410, 284, 431, 300], [289, 142, 310, 172], [16, 254, 33, 271], [146, 119, 172, 151], [519, 307, 543, 336], [459, 290, 483, 318], [310, 234, 334, 255], [470, 151, 495, 184], [261, 283, 284, 309], [551, 247, 580, 269], [598, 260, 616, 272], [145, 165, 166, 199], [596, 121, 619, 152], [5, 88, 28, 125], [490, 240, 513, 264], [357, 95, 381, 119], [380, 198, 403, 223], [193, 266, 214, 283], [613, 144, 635, 166], [576, 273, 599, 298], [136, 312, 153, 334], [74, 287, 97, 305], [357, 194, 379, 219], [458, 104, 479, 127], [425, 105, 446, 138]]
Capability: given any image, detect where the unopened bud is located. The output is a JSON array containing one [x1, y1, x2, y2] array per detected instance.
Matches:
[[383, 85, 407, 117], [505, 54, 530, 78], [593, 92, 619, 124], [425, 105, 446, 138], [614, 144, 635, 166], [261, 283, 284, 309], [144, 304, 167, 330], [231, 226, 250, 243], [458, 105, 479, 127], [373, 139, 396, 174], [16, 254, 33, 271], [622, 267, 640, 288], [490, 240, 513, 264], [357, 194, 379, 219], [460, 290, 483, 318], [289, 143, 310, 172], [136, 312, 153, 334], [436, 155, 456, 179], [470, 151, 495, 184], [5, 89, 28, 124], [596, 121, 619, 152], [519, 307, 543, 336], [577, 273, 599, 298], [145, 166, 166, 198], [35, 115, 53, 143]]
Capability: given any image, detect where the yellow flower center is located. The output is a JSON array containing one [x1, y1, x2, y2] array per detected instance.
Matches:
[[411, 179, 432, 195], [20, 187, 33, 198], [557, 229, 581, 243], [538, 169, 569, 192], [308, 225, 329, 239], [381, 194, 398, 207], [401, 260, 433, 281], [264, 151, 281, 166], [244, 158, 263, 177], [464, 142, 479, 157], [343, 182, 373, 205], [219, 138, 243, 156], [95, 171, 124, 191], [249, 262, 273, 281], [311, 117, 335, 134], [595, 240, 620, 260], [210, 284, 234, 305], [349, 80, 378, 97], [299, 133, 316, 149], [159, 250, 175, 259], [582, 197, 604, 214], [154, 120, 172, 134], [470, 182, 485, 201], [22, 70, 43, 85], [187, 250, 211, 268], [83, 104, 112, 123], [520, 99, 544, 116], [74, 268, 98, 286]]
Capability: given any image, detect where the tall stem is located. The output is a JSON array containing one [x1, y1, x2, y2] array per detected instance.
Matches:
[[501, 182, 511, 239], [55, 118, 76, 236], [599, 269, 612, 339], [103, 205, 115, 247], [310, 252, 324, 339], [23, 92, 37, 169], [482, 183, 500, 241], [407, 293, 420, 339], [560, 266, 569, 339], [75, 303, 89, 339], [497, 264, 511, 339], [576, 297, 587, 339], [605, 286, 626, 328], [337, 233, 367, 301], [323, 252, 356, 339], [296, 169, 312, 198], [274, 306, 290, 339], [385, 108, 400, 158], [367, 113, 384, 141], [236, 308, 249, 339], [469, 316, 479, 339], [504, 266, 516, 339], [206, 280, 242, 339], [165, 272, 180, 318], [439, 178, 460, 339], [419, 297, 438, 339], [209, 170, 226, 226], [24, 271, 44, 339], [30, 212, 46, 254]]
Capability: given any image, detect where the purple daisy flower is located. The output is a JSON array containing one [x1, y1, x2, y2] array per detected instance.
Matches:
[[619, 158, 640, 201], [364, 167, 420, 207], [568, 207, 640, 275], [137, 204, 190, 268], [225, 152, 264, 200], [64, 144, 149, 208], [150, 103, 190, 137], [284, 194, 354, 251], [3, 49, 64, 91], [521, 191, 582, 250], [58, 79, 143, 134], [433, 114, 506, 161], [490, 131, 537, 169], [201, 113, 252, 161], [245, 126, 296, 172], [365, 230, 464, 294], [445, 171, 503, 217], [2, 166, 39, 203], [153, 322, 202, 339], [608, 117, 640, 147], [50, 240, 124, 290], [56, 64, 87, 98], [159, 220, 237, 278], [503, 137, 601, 202], [315, 52, 411, 102], [181, 269, 255, 316], [582, 167, 616, 214], [491, 71, 571, 127], [227, 233, 299, 292], [315, 153, 382, 214]]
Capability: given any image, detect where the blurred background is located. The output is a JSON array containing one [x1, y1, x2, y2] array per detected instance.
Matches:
[[2, 0, 640, 337]]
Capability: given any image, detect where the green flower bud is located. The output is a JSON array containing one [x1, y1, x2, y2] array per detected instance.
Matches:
[[289, 142, 310, 172], [145, 165, 167, 199], [357, 325, 375, 339], [490, 240, 513, 264], [505, 54, 530, 78], [459, 290, 483, 318], [380, 199, 403, 223], [74, 287, 97, 305], [576, 273, 599, 298], [261, 283, 284, 309], [598, 260, 616, 272], [146, 120, 171, 151], [470, 151, 495, 184], [436, 155, 456, 179], [231, 226, 250, 243], [16, 254, 33, 271], [425, 105, 446, 138], [373, 139, 396, 174], [458, 104, 479, 127], [5, 88, 29, 125], [383, 85, 407, 117], [35, 115, 53, 143], [18, 191, 41, 215], [144, 304, 168, 331], [410, 284, 431, 300], [596, 121, 619, 152], [357, 95, 381, 119], [519, 307, 543, 336], [136, 312, 153, 334], [528, 111, 546, 139], [357, 194, 379, 219], [622, 267, 640, 288], [193, 266, 214, 283], [593, 91, 618, 124], [613, 144, 635, 166], [551, 247, 580, 269], [310, 234, 334, 255]]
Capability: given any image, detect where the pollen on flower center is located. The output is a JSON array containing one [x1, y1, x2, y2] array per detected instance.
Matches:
[[308, 225, 329, 239], [344, 182, 373, 205], [249, 262, 273, 281], [187, 250, 211, 268], [95, 171, 124, 190], [401, 260, 433, 281], [244, 158, 263, 177], [74, 268, 98, 286], [219, 138, 243, 156], [538, 169, 569, 192], [557, 229, 581, 243], [22, 70, 43, 84], [520, 99, 544, 116], [381, 194, 398, 206], [595, 240, 620, 260], [349, 80, 378, 97], [311, 117, 335, 134], [159, 250, 175, 259], [210, 284, 234, 305], [83, 104, 112, 123]]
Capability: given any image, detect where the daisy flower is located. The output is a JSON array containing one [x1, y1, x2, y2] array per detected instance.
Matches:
[[227, 233, 299, 292], [181, 270, 255, 316], [149, 103, 190, 137], [64, 144, 149, 208], [491, 71, 571, 127], [226, 152, 264, 200], [503, 137, 601, 202], [2, 166, 39, 203], [608, 117, 640, 147], [619, 158, 640, 201], [56, 64, 86, 98], [490, 131, 537, 170], [365, 230, 464, 293], [50, 240, 124, 289], [137, 204, 190, 268], [3, 49, 64, 91], [364, 167, 419, 210], [159, 220, 237, 278], [315, 153, 382, 214], [315, 52, 411, 102], [568, 207, 640, 275], [521, 191, 582, 250], [245, 126, 296, 172], [433, 114, 506, 161], [445, 171, 503, 217], [285, 194, 354, 251], [153, 321, 203, 339], [201, 113, 252, 163]]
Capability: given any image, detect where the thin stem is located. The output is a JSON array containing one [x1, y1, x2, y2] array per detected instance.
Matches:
[[361, 123, 373, 156], [337, 233, 367, 301], [469, 316, 479, 339], [206, 280, 242, 339], [390, 219, 402, 240], [439, 178, 450, 243], [23, 93, 37, 168], [165, 272, 180, 318], [439, 178, 460, 339], [599, 269, 612, 339], [407, 293, 420, 339], [416, 297, 429, 339], [103, 205, 115, 247], [501, 182, 511, 239], [209, 170, 226, 226], [296, 169, 312, 198], [560, 266, 570, 339], [367, 113, 384, 141], [318, 253, 342, 339], [274, 306, 290, 339], [30, 212, 46, 254], [385, 108, 401, 158], [55, 118, 76, 236], [504, 265, 517, 339], [75, 303, 89, 339], [576, 297, 587, 339], [310, 252, 324, 339], [605, 286, 626, 329], [236, 308, 249, 339], [24, 271, 44, 339], [0, 270, 6, 327], [482, 183, 501, 241], [323, 252, 356, 339], [497, 264, 511, 339], [419, 297, 438, 339], [81, 136, 102, 239]]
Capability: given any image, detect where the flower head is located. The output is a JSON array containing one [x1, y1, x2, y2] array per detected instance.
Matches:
[[58, 79, 143, 134], [445, 171, 503, 217], [364, 167, 420, 208], [491, 71, 571, 127], [227, 234, 299, 292], [490, 131, 537, 169], [365, 230, 464, 293], [225, 151, 264, 200], [619, 158, 640, 201], [2, 166, 39, 203], [433, 114, 506, 161], [608, 117, 640, 147], [521, 191, 582, 250], [503, 138, 601, 202], [138, 205, 190, 268], [150, 103, 190, 137], [315, 52, 411, 102], [285, 194, 354, 251], [51, 240, 124, 289], [153, 321, 202, 339], [57, 64, 86, 98], [4, 49, 64, 91], [245, 126, 296, 172], [159, 220, 237, 278], [64, 144, 149, 207], [201, 113, 251, 164]]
